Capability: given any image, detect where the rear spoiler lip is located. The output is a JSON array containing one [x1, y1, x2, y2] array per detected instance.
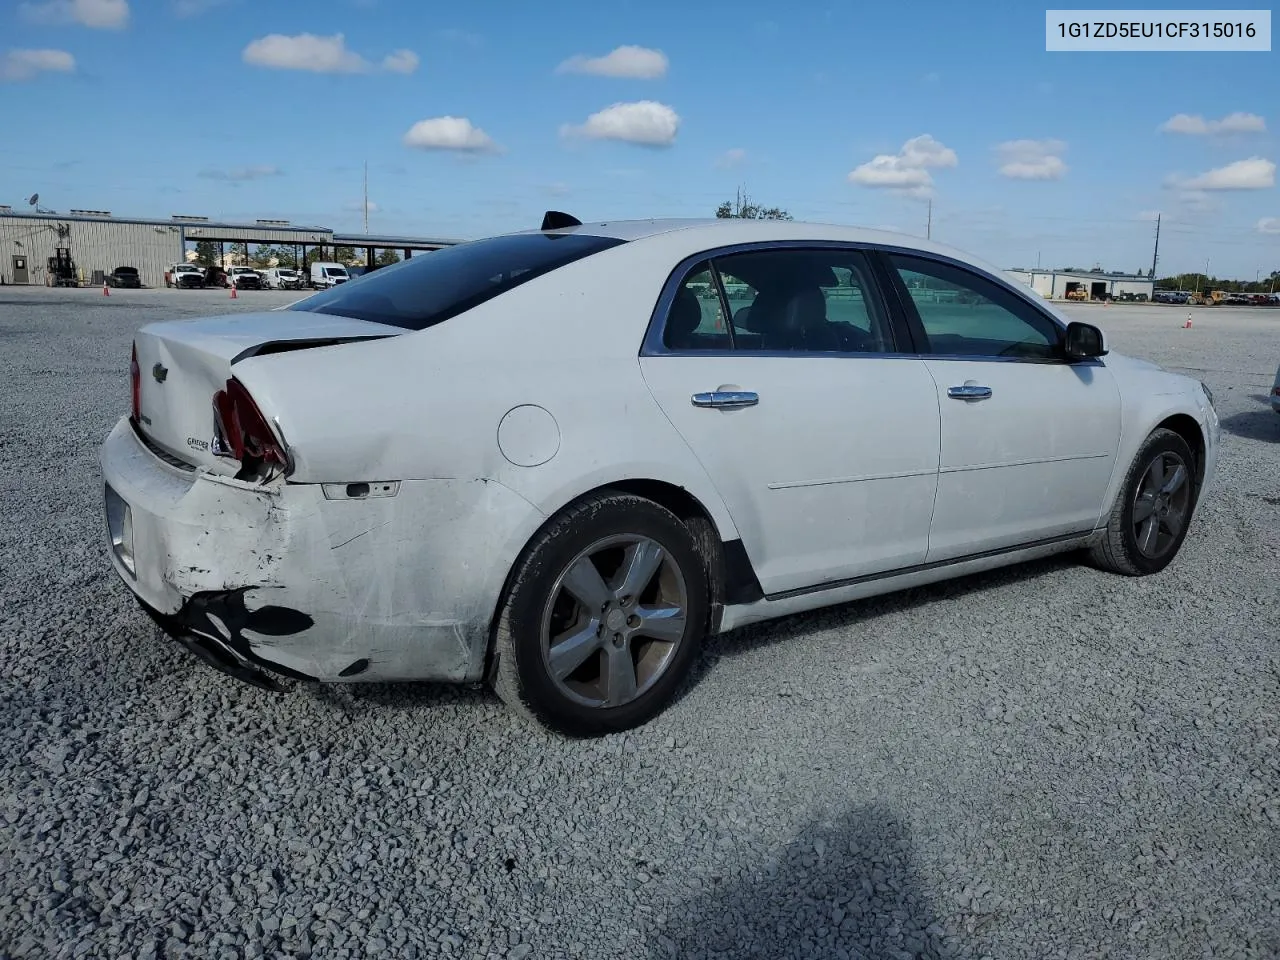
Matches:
[[230, 334, 398, 366]]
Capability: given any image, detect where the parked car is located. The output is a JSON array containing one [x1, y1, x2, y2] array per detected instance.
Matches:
[[204, 266, 228, 288], [99, 214, 1221, 736], [309, 262, 350, 289], [106, 266, 142, 289], [167, 263, 205, 289], [1272, 364, 1280, 415], [263, 268, 305, 290], [227, 267, 263, 290]]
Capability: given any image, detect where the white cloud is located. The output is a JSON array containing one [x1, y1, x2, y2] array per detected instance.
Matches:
[[848, 134, 957, 197], [716, 148, 747, 169], [1160, 112, 1266, 135], [1180, 157, 1275, 190], [19, 0, 127, 28], [1135, 210, 1163, 221], [1258, 217, 1280, 234], [344, 200, 379, 213], [381, 49, 419, 74], [243, 33, 369, 73], [995, 139, 1068, 180], [556, 45, 668, 79], [198, 165, 281, 181], [403, 116, 498, 152], [561, 101, 680, 147], [1, 48, 76, 81]]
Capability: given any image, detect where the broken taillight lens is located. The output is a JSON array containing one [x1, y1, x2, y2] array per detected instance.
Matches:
[[129, 343, 141, 422], [212, 378, 288, 475]]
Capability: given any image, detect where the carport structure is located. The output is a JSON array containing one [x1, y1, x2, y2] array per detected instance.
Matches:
[[331, 232, 463, 271], [176, 217, 333, 271]]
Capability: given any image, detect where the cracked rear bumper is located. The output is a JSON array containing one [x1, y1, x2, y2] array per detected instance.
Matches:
[[99, 417, 543, 685]]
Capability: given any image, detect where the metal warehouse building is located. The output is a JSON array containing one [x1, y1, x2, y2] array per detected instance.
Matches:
[[1006, 268, 1154, 301], [0, 207, 460, 288]]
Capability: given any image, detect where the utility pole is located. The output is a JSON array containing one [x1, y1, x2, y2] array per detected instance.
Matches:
[[926, 198, 932, 240], [1150, 213, 1160, 279], [363, 160, 369, 234]]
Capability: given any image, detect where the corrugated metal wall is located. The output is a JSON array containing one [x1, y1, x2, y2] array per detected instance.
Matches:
[[0, 216, 182, 288]]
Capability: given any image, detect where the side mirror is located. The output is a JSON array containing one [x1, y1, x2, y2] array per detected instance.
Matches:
[[1063, 321, 1107, 360]]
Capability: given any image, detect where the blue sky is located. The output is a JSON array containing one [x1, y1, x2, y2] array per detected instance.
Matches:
[[1, 0, 1277, 278]]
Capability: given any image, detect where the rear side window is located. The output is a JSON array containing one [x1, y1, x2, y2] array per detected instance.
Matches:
[[291, 233, 626, 331]]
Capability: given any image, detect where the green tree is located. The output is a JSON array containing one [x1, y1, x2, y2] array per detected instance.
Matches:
[[715, 190, 793, 221], [374, 248, 402, 267], [273, 247, 298, 269], [252, 245, 278, 268], [304, 246, 329, 267], [333, 245, 358, 266], [193, 241, 219, 267]]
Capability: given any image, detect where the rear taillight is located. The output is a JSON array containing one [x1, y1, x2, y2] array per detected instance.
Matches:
[[129, 343, 141, 422], [212, 378, 288, 476]]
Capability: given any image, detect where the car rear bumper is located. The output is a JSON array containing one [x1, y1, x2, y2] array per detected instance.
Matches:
[[99, 416, 541, 686]]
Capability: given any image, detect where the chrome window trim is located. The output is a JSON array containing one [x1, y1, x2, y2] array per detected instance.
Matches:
[[640, 239, 1101, 366]]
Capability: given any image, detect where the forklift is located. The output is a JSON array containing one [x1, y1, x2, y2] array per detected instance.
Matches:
[[46, 247, 79, 287]]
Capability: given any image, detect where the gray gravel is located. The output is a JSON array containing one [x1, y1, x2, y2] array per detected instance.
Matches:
[[1, 288, 1278, 959]]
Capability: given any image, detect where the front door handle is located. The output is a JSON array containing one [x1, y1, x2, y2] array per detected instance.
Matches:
[[947, 383, 993, 401], [692, 390, 759, 409]]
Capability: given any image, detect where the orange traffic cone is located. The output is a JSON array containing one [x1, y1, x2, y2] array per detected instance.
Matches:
[[1183, 315, 1192, 328], [229, 284, 237, 299], [102, 282, 109, 296]]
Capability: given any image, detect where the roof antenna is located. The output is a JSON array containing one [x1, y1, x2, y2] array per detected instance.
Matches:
[[541, 210, 582, 231]]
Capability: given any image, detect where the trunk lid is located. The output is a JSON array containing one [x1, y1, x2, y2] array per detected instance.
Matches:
[[132, 310, 404, 472]]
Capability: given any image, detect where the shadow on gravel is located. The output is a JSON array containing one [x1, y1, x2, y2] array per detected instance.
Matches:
[[1220, 405, 1280, 442], [648, 804, 961, 959], [699, 553, 1078, 671]]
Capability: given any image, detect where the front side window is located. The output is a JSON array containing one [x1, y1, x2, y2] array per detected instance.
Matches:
[[662, 247, 894, 354], [292, 233, 625, 331], [888, 254, 1061, 360]]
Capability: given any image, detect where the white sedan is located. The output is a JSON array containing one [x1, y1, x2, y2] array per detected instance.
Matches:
[[100, 214, 1220, 735]]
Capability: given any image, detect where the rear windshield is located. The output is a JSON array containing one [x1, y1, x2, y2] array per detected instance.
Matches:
[[290, 232, 626, 331], [115, 267, 138, 274]]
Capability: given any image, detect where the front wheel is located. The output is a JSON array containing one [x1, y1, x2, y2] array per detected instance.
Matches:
[[1089, 428, 1198, 576], [492, 492, 710, 737]]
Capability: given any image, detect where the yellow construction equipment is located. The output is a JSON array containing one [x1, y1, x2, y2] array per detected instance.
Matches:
[[1188, 290, 1224, 306]]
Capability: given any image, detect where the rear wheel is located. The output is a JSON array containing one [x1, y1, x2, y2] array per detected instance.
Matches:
[[1089, 428, 1197, 576], [492, 492, 710, 737]]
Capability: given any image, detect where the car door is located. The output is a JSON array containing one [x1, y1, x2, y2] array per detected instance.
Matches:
[[639, 245, 941, 597], [878, 251, 1122, 563]]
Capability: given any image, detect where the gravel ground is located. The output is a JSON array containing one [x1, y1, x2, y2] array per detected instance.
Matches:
[[1, 289, 1277, 960]]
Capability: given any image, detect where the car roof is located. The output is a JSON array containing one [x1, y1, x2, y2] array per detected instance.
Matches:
[[511, 217, 1011, 278]]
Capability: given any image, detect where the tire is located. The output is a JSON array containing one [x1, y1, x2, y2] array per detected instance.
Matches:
[[1089, 428, 1198, 576], [492, 491, 711, 737]]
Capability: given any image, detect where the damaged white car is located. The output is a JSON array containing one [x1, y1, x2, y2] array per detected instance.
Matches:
[[100, 212, 1220, 736]]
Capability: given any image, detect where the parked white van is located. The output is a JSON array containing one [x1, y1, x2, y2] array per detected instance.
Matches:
[[309, 262, 350, 289], [263, 268, 305, 290]]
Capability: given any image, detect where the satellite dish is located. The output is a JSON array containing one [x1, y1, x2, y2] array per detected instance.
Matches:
[[27, 193, 39, 206]]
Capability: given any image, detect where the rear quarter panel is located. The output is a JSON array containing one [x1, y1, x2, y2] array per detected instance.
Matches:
[[231, 239, 743, 548]]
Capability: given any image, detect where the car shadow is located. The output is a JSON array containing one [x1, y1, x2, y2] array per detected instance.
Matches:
[[1219, 398, 1279, 442], [647, 804, 965, 959]]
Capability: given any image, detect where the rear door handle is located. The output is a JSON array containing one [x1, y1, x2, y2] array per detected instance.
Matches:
[[691, 390, 759, 409], [947, 384, 993, 401]]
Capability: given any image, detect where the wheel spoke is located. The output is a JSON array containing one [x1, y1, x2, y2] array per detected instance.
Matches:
[[612, 539, 665, 601], [1133, 493, 1157, 524], [1144, 454, 1166, 493], [560, 556, 612, 611], [1138, 514, 1160, 555], [634, 605, 686, 642], [603, 644, 638, 704], [1162, 505, 1185, 539], [1160, 464, 1187, 496], [548, 622, 603, 680]]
